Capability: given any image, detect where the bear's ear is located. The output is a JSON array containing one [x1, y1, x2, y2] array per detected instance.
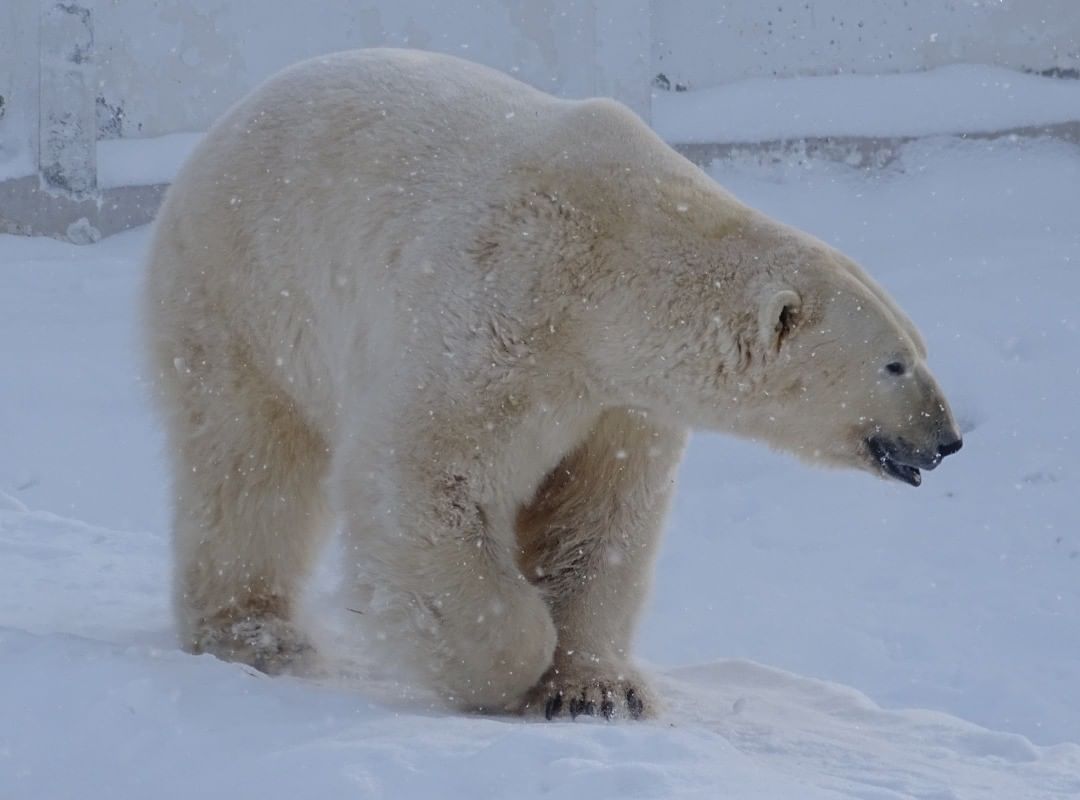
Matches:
[[759, 288, 801, 352]]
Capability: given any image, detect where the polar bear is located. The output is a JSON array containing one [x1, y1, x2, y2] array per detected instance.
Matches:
[[143, 49, 962, 719]]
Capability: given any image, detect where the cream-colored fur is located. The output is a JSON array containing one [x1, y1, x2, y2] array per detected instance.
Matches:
[[143, 49, 960, 717]]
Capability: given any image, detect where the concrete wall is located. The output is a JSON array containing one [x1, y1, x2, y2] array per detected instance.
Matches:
[[0, 0, 41, 180], [86, 0, 1080, 139], [90, 0, 603, 138], [1, 0, 658, 189], [3, 1, 1077, 165], [4, 1, 1076, 155], [1, 0, 1076, 238]]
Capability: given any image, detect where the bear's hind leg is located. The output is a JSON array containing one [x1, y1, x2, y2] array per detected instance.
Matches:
[[162, 346, 331, 675], [516, 409, 687, 719]]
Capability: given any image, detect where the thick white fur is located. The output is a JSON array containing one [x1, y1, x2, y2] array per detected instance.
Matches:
[[143, 49, 959, 716]]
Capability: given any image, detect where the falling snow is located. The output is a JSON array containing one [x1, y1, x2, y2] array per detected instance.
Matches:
[[2, 75, 1080, 800]]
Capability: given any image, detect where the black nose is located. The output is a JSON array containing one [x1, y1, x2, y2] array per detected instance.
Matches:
[[938, 437, 963, 458]]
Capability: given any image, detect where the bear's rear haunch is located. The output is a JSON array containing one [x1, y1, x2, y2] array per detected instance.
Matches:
[[143, 48, 962, 718]]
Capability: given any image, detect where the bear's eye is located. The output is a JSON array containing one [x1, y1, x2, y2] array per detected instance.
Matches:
[[884, 361, 906, 376]]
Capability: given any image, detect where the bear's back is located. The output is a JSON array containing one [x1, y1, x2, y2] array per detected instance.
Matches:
[[147, 49, 688, 430], [172, 48, 678, 209], [182, 49, 568, 188]]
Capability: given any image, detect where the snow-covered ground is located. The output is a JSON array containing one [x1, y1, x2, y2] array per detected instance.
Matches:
[[3, 122, 1080, 797]]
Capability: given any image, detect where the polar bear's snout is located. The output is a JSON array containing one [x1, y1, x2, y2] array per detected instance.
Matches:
[[867, 427, 963, 487]]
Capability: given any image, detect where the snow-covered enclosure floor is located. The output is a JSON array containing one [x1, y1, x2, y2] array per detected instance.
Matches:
[[2, 135, 1079, 798]]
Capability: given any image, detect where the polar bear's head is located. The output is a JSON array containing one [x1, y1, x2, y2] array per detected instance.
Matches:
[[505, 136, 962, 486], [730, 241, 964, 487], [589, 195, 963, 487]]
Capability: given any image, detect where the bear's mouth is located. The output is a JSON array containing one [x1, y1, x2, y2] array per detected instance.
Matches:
[[866, 436, 922, 487]]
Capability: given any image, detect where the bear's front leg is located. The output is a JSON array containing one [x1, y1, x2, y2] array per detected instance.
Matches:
[[336, 433, 557, 712], [515, 409, 688, 720]]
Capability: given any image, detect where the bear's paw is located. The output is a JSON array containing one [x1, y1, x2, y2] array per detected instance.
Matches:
[[520, 659, 653, 721], [191, 614, 316, 676]]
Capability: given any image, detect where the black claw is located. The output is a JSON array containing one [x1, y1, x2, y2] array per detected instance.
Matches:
[[544, 691, 563, 720], [600, 696, 615, 720], [569, 692, 597, 719], [626, 688, 644, 720]]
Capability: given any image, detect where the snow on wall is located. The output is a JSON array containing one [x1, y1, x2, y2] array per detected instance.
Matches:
[[653, 0, 1080, 91]]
